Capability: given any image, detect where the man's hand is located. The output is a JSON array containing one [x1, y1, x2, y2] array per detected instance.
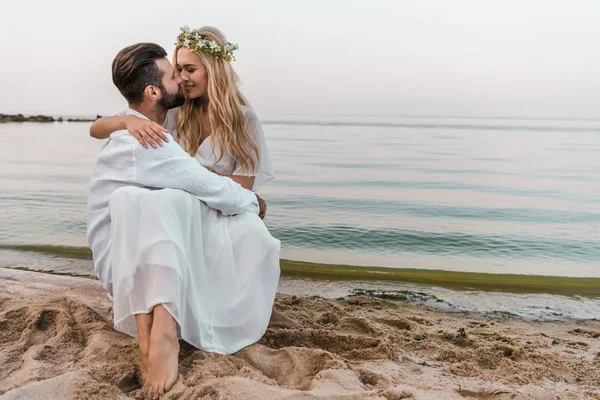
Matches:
[[256, 194, 267, 219]]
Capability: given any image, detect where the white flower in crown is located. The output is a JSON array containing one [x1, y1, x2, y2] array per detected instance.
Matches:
[[175, 26, 238, 62]]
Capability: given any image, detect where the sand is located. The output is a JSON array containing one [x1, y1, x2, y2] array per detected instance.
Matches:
[[0, 267, 598, 400]]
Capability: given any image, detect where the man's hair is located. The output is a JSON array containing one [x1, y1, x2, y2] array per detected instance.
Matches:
[[112, 43, 167, 105]]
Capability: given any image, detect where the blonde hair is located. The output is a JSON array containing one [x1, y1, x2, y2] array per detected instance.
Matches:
[[174, 26, 259, 174]]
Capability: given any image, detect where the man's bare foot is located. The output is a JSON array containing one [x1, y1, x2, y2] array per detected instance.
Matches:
[[269, 308, 302, 329], [147, 305, 179, 398], [134, 313, 153, 383]]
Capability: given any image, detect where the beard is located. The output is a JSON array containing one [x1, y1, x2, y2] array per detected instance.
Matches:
[[159, 86, 186, 110]]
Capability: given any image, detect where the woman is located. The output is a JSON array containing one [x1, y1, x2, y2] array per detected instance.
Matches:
[[91, 26, 272, 192], [91, 26, 298, 398]]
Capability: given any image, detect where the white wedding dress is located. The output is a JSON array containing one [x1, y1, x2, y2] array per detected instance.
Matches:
[[103, 107, 279, 355], [163, 106, 273, 190]]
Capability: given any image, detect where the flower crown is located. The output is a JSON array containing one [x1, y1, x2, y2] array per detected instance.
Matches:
[[175, 26, 239, 62]]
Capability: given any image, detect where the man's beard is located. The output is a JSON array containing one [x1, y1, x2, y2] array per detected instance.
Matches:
[[159, 87, 186, 110]]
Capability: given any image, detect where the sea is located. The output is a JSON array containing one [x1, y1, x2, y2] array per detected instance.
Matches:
[[1, 115, 599, 320]]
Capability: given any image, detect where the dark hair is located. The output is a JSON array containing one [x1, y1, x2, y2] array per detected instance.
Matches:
[[112, 43, 167, 104]]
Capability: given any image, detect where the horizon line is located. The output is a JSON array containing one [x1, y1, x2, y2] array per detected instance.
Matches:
[[3, 111, 600, 123]]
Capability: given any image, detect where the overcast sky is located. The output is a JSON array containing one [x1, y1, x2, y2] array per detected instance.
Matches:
[[1, 0, 599, 119]]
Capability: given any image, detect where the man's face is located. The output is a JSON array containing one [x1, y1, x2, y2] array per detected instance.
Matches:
[[155, 57, 185, 109]]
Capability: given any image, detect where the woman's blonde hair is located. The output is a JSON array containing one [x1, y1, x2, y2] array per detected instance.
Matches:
[[174, 26, 259, 174]]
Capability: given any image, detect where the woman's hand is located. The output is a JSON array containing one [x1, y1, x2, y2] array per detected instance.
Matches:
[[125, 115, 169, 149], [256, 194, 267, 219]]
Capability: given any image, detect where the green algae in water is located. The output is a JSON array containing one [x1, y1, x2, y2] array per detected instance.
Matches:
[[1, 244, 599, 298], [280, 259, 600, 298], [0, 244, 92, 259], [2, 265, 98, 280]]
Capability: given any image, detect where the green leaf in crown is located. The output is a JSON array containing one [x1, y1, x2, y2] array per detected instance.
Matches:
[[175, 26, 239, 62]]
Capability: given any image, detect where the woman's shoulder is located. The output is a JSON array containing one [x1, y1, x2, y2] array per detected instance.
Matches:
[[165, 107, 181, 121], [164, 107, 181, 131], [241, 105, 258, 120], [241, 106, 264, 134]]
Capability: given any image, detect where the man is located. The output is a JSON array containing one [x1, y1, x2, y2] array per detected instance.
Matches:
[[87, 43, 283, 398]]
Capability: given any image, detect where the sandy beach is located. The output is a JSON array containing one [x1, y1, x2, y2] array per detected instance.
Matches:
[[0, 267, 598, 400]]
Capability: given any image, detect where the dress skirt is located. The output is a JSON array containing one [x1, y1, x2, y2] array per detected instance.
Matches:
[[107, 186, 280, 355]]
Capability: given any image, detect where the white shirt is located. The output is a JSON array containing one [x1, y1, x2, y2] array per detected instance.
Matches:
[[87, 108, 259, 294]]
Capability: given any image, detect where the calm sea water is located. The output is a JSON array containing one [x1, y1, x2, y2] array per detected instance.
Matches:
[[1, 115, 599, 319], [0, 116, 599, 279]]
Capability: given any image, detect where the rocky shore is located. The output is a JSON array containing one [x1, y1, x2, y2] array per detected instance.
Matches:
[[0, 114, 101, 123]]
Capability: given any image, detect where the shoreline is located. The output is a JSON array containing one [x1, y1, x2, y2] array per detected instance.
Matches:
[[280, 259, 600, 298], [4, 264, 600, 322], [0, 267, 598, 399], [0, 113, 100, 123], [1, 244, 599, 298]]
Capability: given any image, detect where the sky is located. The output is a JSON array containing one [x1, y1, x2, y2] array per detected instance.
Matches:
[[1, 0, 599, 119]]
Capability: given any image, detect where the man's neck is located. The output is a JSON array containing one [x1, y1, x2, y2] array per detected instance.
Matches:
[[129, 103, 167, 126]]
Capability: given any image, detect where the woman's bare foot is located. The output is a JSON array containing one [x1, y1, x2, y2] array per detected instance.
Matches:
[[147, 304, 179, 398], [269, 308, 302, 329], [134, 312, 153, 383]]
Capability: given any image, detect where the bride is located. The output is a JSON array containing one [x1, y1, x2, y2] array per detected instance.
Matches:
[[90, 26, 299, 397]]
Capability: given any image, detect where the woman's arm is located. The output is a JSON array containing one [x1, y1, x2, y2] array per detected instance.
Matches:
[[89, 115, 169, 149], [229, 108, 274, 192], [89, 116, 129, 139], [221, 175, 263, 218], [221, 175, 256, 191]]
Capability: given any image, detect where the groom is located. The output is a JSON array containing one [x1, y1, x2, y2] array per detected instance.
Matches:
[[87, 43, 293, 398]]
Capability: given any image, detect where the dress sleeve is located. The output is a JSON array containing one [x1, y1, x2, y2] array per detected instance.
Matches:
[[232, 107, 274, 191], [163, 107, 179, 133]]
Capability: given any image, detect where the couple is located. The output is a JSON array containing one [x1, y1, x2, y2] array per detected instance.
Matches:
[[87, 26, 298, 399]]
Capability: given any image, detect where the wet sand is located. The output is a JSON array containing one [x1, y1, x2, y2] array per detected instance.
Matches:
[[0, 268, 599, 399]]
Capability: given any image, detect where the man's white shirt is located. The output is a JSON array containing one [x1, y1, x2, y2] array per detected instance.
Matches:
[[87, 108, 259, 295]]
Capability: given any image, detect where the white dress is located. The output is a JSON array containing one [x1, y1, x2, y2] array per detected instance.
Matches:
[[163, 106, 274, 191], [88, 108, 279, 355]]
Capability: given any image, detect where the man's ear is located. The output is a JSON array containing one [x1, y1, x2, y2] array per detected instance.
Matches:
[[143, 85, 160, 101]]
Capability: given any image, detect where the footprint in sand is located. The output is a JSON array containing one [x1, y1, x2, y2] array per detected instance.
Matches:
[[260, 328, 395, 361], [0, 297, 118, 395], [355, 367, 394, 390], [337, 316, 380, 337], [374, 317, 412, 331], [236, 345, 340, 390], [28, 309, 61, 348], [457, 382, 515, 399], [568, 328, 600, 339]]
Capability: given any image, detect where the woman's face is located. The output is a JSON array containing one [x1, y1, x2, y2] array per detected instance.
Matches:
[[176, 48, 208, 99]]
